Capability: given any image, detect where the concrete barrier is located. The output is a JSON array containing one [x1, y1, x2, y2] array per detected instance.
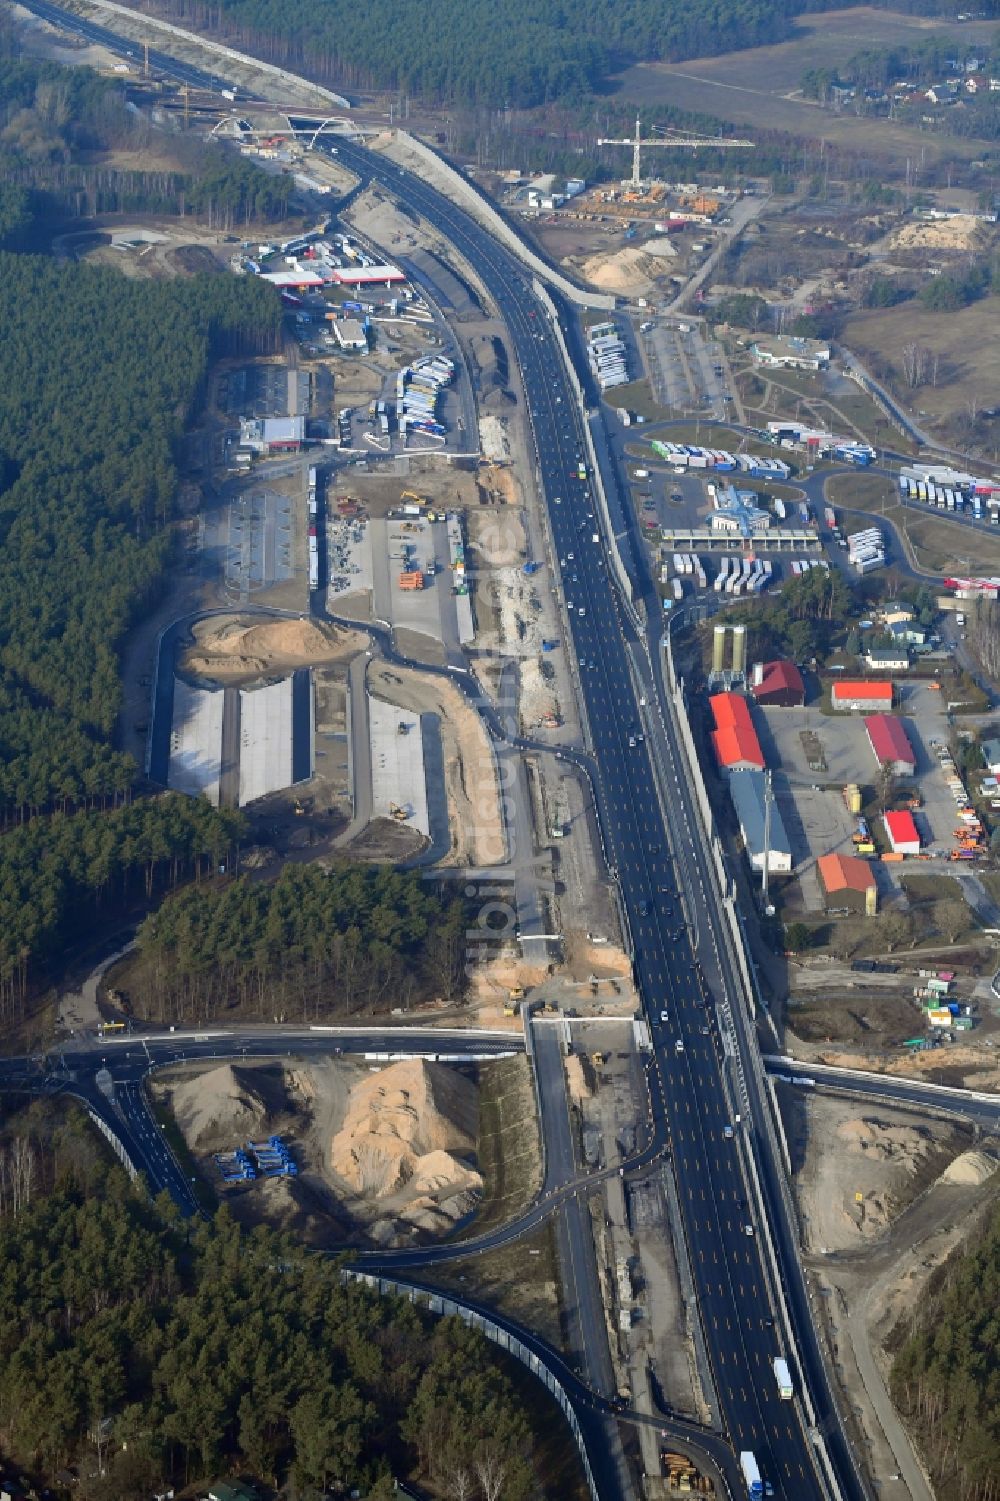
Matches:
[[399, 133, 615, 310], [86, 1108, 138, 1180], [345, 1270, 601, 1501], [532, 282, 635, 612], [76, 0, 351, 104]]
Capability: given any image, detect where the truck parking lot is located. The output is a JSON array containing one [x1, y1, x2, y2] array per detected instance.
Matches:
[[642, 323, 730, 419], [219, 488, 295, 600]]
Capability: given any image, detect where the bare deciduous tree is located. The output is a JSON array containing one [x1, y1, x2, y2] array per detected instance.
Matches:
[[901, 342, 933, 390], [0, 1135, 37, 1218], [879, 911, 913, 953], [937, 900, 967, 945], [443, 1465, 474, 1501], [475, 1447, 509, 1501], [969, 599, 1000, 680]]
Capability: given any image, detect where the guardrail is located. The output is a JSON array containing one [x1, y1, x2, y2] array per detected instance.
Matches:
[[399, 135, 615, 311], [344, 1270, 601, 1501], [532, 281, 636, 614], [86, 1107, 138, 1181], [766, 1055, 1000, 1111], [660, 618, 848, 1501]]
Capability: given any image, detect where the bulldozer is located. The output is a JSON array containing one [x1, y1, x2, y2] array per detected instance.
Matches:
[[389, 802, 410, 822]]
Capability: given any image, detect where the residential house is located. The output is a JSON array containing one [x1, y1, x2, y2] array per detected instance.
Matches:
[[864, 647, 910, 672], [208, 1484, 259, 1501], [879, 600, 915, 627], [887, 620, 928, 648]]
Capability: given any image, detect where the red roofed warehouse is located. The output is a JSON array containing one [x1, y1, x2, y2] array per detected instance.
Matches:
[[709, 692, 765, 772], [865, 715, 916, 776], [750, 660, 805, 707], [818, 852, 878, 914], [884, 810, 920, 854], [831, 680, 893, 712]]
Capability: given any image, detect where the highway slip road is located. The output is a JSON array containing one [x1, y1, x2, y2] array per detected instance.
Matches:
[[320, 133, 859, 1501], [5, 4, 865, 1491]]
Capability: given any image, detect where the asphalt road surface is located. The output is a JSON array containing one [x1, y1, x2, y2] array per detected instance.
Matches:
[[6, 8, 890, 1495], [309, 133, 860, 1501]]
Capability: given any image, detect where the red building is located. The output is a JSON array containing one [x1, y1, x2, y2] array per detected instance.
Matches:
[[709, 692, 765, 772], [884, 809, 920, 854], [750, 660, 805, 707], [865, 715, 916, 776]]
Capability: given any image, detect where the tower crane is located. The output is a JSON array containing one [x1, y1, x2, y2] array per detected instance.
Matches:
[[596, 115, 753, 189]]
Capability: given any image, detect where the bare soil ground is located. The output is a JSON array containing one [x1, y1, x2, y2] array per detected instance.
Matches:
[[180, 614, 364, 685], [790, 1092, 967, 1254], [348, 183, 452, 268], [53, 208, 283, 287], [153, 1055, 536, 1249], [610, 8, 1000, 170], [367, 660, 504, 865], [327, 463, 480, 518], [785, 1084, 999, 1492], [815, 1042, 1000, 1092], [343, 815, 426, 861]]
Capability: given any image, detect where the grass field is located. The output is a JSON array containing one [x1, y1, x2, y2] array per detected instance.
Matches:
[[824, 473, 1000, 574], [825, 472, 896, 512], [842, 299, 1000, 447], [609, 7, 1000, 172], [606, 377, 662, 422], [900, 871, 981, 947], [430, 1220, 565, 1350], [469, 1055, 542, 1237]]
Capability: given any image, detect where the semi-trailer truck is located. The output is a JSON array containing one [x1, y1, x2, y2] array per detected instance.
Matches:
[[773, 1356, 794, 1399], [740, 1451, 764, 1498]]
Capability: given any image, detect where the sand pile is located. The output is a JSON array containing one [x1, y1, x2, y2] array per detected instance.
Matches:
[[565, 1053, 593, 1102], [577, 246, 671, 295], [168, 1062, 278, 1151], [642, 236, 678, 259], [836, 1116, 934, 1164], [183, 616, 363, 682], [889, 215, 986, 252], [941, 1149, 998, 1186], [331, 1058, 480, 1198]]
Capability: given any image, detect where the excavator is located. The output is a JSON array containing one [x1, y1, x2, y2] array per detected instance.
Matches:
[[389, 802, 410, 822]]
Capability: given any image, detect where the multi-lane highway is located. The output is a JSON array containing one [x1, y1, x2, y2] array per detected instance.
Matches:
[[0, 7, 887, 1495], [16, 0, 227, 90], [310, 133, 859, 1501]]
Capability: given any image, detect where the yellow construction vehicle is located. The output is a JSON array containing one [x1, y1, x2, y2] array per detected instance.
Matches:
[[400, 490, 429, 507], [389, 803, 410, 822], [504, 985, 525, 1016]]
